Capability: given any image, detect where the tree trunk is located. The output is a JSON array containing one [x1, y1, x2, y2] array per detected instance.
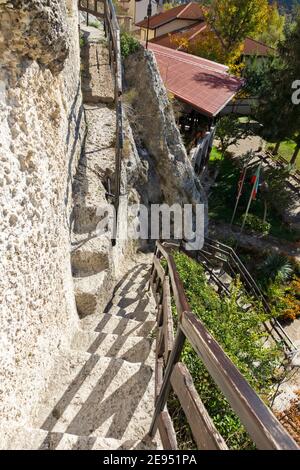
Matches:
[[272, 141, 280, 155], [291, 144, 300, 165]]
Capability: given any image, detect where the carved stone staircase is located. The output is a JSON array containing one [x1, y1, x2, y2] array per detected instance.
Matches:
[[2, 259, 160, 450], [0, 18, 161, 450]]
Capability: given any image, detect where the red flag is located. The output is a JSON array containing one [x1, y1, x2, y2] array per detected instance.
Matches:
[[251, 164, 261, 200]]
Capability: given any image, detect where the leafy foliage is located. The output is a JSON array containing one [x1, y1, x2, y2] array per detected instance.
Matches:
[[253, 2, 286, 47], [266, 275, 300, 321], [206, 0, 269, 53], [168, 251, 282, 449], [208, 154, 299, 242], [260, 253, 293, 284], [170, 29, 244, 74], [242, 213, 271, 235], [263, 166, 295, 213], [88, 20, 100, 29], [252, 10, 300, 146], [163, 2, 181, 11], [120, 32, 140, 58], [215, 115, 249, 153]]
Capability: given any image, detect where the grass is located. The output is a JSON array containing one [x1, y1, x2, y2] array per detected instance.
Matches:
[[208, 154, 300, 242], [210, 145, 223, 162]]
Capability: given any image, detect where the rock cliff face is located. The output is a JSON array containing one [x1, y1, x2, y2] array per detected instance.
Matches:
[[0, 1, 84, 426], [124, 48, 207, 212]]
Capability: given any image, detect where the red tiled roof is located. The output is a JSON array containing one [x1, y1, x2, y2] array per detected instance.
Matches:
[[150, 21, 208, 49], [243, 37, 274, 56], [148, 43, 243, 116], [136, 2, 205, 29]]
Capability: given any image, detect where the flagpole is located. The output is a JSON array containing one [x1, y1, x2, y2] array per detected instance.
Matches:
[[230, 166, 247, 227], [240, 163, 261, 234], [240, 184, 254, 234]]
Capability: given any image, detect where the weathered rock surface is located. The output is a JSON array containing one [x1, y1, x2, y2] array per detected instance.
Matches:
[[0, 0, 84, 428], [0, 0, 71, 75], [124, 48, 208, 213]]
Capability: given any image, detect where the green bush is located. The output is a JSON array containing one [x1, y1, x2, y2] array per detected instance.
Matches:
[[260, 253, 293, 285], [242, 213, 271, 235], [120, 32, 140, 58], [167, 251, 282, 449], [89, 20, 100, 28]]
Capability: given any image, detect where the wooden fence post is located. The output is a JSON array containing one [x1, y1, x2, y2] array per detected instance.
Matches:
[[149, 327, 185, 437]]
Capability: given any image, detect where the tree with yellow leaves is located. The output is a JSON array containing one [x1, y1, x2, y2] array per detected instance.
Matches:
[[206, 0, 269, 54], [254, 2, 286, 47], [170, 28, 244, 75], [170, 0, 270, 74]]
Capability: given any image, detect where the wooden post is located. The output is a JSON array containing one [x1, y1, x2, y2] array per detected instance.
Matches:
[[148, 327, 186, 437]]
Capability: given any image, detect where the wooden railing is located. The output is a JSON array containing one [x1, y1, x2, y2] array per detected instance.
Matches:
[[78, 0, 123, 230], [149, 241, 299, 450]]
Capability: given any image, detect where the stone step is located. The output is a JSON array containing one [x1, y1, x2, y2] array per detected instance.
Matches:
[[104, 289, 156, 322], [92, 313, 156, 337], [71, 236, 110, 277], [33, 353, 156, 442], [219, 272, 233, 287], [72, 164, 109, 234], [0, 426, 159, 450], [74, 271, 112, 318], [71, 330, 155, 366], [81, 40, 114, 104]]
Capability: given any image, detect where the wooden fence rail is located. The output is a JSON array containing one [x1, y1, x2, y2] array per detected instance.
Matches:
[[149, 241, 299, 450]]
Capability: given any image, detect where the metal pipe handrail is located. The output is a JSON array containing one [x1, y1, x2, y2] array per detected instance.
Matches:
[[78, 0, 123, 235], [194, 237, 297, 354]]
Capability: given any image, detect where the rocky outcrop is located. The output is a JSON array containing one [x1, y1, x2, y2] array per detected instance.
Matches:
[[0, 1, 84, 427], [0, 1, 72, 75], [124, 48, 207, 213]]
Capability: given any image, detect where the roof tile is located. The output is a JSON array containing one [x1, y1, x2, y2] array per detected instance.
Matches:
[[148, 43, 243, 116]]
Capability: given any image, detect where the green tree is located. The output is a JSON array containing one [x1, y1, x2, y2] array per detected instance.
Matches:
[[251, 11, 300, 162], [215, 115, 249, 154], [206, 0, 269, 53]]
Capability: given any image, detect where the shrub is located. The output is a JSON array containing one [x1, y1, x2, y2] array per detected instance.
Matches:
[[215, 115, 249, 154], [267, 276, 300, 321], [168, 251, 282, 449], [260, 253, 293, 284], [80, 33, 85, 48], [120, 32, 140, 58], [242, 213, 271, 235]]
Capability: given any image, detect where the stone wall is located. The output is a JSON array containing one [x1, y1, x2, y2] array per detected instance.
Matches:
[[0, 0, 84, 426]]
